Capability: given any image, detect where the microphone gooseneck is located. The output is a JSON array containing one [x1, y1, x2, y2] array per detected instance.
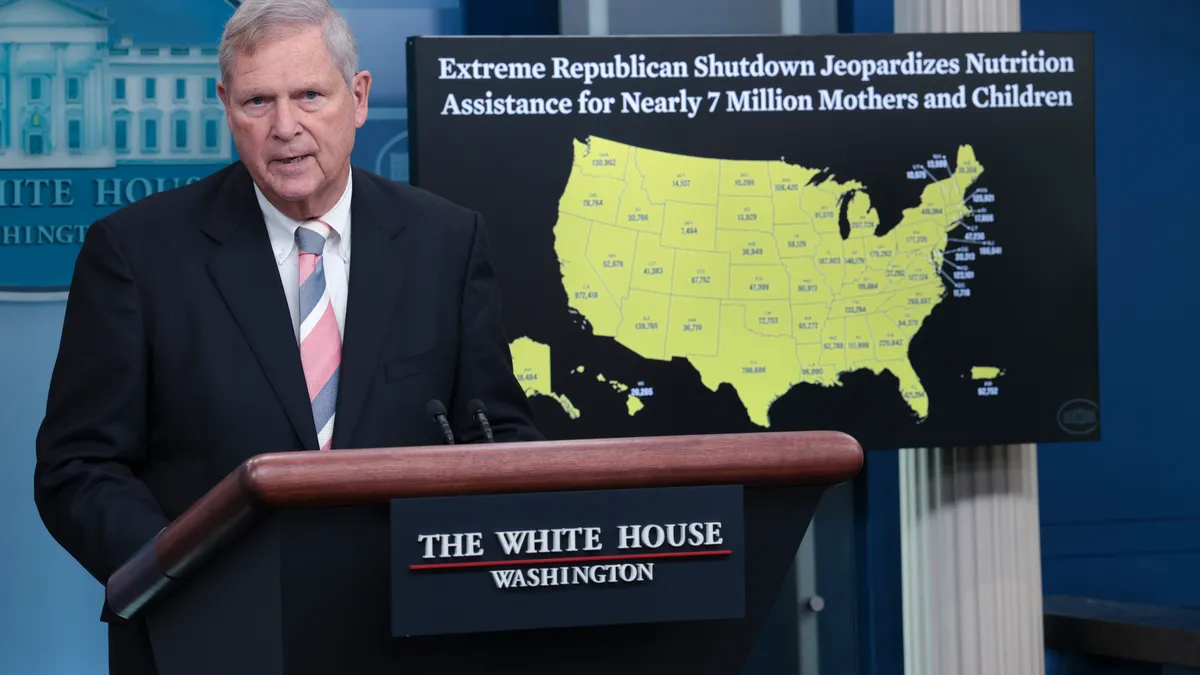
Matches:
[[426, 399, 455, 445], [467, 398, 495, 443]]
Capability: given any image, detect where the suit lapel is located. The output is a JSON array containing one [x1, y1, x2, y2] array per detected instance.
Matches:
[[331, 168, 409, 448], [203, 164, 318, 450]]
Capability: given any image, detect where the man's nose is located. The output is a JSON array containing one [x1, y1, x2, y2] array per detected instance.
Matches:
[[271, 101, 301, 139]]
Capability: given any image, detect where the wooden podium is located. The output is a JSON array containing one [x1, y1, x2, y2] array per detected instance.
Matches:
[[106, 431, 862, 675]]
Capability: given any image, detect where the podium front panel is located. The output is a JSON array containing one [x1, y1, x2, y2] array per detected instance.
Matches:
[[143, 484, 825, 675]]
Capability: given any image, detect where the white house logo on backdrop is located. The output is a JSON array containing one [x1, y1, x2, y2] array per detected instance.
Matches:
[[0, 0, 234, 300], [0, 0, 453, 301], [0, 0, 232, 170]]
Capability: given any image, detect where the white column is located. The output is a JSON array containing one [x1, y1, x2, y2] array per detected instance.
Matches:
[[782, 0, 802, 34], [6, 43, 17, 153], [52, 42, 66, 155], [98, 52, 108, 147], [1, 43, 7, 152], [894, 1, 1043, 674], [85, 61, 97, 151]]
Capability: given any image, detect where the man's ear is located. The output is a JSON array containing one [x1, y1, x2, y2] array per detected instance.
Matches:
[[217, 80, 234, 126], [352, 71, 372, 128]]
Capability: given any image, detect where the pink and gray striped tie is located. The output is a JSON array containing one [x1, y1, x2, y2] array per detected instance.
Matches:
[[297, 219, 340, 451]]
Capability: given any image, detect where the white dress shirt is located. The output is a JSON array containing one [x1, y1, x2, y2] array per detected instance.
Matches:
[[254, 171, 352, 343]]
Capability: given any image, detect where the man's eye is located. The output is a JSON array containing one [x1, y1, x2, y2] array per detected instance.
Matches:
[[304, 91, 319, 100], [248, 97, 265, 106]]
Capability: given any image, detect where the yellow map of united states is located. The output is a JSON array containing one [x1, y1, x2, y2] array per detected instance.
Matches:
[[553, 136, 983, 426]]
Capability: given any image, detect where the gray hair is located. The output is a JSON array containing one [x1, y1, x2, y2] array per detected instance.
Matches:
[[219, 0, 358, 88]]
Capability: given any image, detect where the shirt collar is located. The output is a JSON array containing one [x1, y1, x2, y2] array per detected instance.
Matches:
[[255, 169, 353, 265]]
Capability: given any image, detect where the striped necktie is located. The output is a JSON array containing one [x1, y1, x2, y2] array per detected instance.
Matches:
[[297, 219, 340, 451]]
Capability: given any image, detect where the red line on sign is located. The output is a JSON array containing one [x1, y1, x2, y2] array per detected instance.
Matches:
[[409, 549, 733, 571]]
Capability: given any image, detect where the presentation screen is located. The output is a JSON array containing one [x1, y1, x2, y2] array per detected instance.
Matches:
[[406, 32, 1098, 450]]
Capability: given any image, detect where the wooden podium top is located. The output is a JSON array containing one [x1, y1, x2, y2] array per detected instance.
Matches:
[[107, 431, 861, 619]]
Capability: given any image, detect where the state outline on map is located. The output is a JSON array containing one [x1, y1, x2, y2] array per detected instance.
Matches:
[[553, 134, 985, 427]]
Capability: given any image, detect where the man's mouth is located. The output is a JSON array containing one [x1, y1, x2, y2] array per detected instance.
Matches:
[[276, 154, 311, 165]]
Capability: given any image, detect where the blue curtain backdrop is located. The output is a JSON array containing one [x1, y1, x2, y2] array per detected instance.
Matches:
[[837, 1, 1200, 674], [1028, 0, 1200, 621], [0, 1, 464, 672]]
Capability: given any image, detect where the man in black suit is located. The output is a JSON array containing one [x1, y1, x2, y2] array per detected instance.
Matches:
[[32, 0, 541, 672]]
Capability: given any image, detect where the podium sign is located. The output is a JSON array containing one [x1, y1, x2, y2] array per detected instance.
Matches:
[[390, 485, 745, 636]]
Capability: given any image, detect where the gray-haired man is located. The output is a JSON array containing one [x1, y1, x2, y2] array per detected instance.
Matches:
[[33, 1, 542, 672]]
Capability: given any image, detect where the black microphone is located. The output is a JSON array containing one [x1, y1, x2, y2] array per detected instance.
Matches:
[[467, 398, 494, 443], [427, 399, 455, 445]]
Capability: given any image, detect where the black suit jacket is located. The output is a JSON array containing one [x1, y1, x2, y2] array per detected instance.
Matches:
[[33, 161, 541, 624]]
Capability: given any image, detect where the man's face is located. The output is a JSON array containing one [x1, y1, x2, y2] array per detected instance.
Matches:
[[218, 25, 370, 219]]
